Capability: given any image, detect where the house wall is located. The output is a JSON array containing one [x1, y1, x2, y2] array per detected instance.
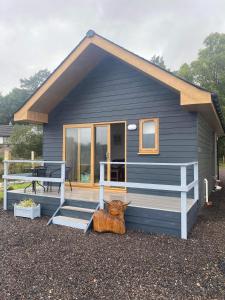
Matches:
[[7, 192, 60, 216], [7, 191, 198, 237], [197, 114, 216, 205], [43, 56, 198, 197], [125, 201, 198, 237]]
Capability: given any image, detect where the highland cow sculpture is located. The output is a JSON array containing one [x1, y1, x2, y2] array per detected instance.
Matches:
[[93, 200, 130, 234]]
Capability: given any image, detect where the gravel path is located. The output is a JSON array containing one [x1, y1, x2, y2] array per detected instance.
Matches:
[[1, 172, 225, 299]]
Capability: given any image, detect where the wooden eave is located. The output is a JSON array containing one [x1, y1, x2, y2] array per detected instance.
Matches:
[[14, 31, 223, 134]]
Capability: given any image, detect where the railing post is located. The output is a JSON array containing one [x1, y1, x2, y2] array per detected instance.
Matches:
[[99, 162, 105, 209], [31, 151, 35, 169], [194, 162, 199, 202], [3, 161, 8, 210], [60, 162, 65, 205], [180, 165, 187, 239]]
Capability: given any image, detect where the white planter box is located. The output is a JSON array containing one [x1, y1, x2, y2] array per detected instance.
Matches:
[[14, 204, 41, 219]]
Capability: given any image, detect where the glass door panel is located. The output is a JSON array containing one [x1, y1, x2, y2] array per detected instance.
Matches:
[[65, 122, 125, 187], [94, 125, 109, 183], [110, 123, 125, 183], [65, 128, 78, 182], [65, 126, 91, 184], [79, 127, 91, 183]]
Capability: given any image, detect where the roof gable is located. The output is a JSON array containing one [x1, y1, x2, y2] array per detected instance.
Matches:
[[14, 30, 223, 134]]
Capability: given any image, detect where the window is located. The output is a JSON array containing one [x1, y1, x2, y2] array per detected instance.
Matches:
[[139, 118, 159, 154]]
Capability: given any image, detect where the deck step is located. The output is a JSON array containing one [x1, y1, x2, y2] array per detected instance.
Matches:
[[64, 199, 98, 209], [61, 206, 95, 213], [52, 215, 89, 230]]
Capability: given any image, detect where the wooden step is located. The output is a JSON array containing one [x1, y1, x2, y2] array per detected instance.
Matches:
[[65, 199, 98, 209], [61, 206, 95, 213], [52, 215, 89, 230]]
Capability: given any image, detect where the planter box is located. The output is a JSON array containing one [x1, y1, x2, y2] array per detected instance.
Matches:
[[14, 204, 41, 219]]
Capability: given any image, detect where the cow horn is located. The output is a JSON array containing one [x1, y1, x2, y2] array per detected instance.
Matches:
[[123, 201, 131, 206], [103, 199, 110, 204]]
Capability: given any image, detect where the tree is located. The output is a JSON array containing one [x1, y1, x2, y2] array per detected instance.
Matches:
[[0, 69, 50, 124], [20, 69, 50, 94], [175, 63, 194, 82], [0, 88, 30, 124], [150, 55, 167, 69], [9, 124, 43, 159], [176, 33, 225, 110], [176, 32, 225, 159]]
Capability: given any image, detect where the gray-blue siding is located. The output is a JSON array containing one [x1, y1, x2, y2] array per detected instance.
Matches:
[[43, 56, 198, 198], [7, 192, 198, 238], [197, 114, 216, 205]]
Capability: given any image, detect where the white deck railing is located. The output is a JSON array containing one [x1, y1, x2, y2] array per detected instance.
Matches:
[[99, 161, 199, 240], [2, 160, 66, 210]]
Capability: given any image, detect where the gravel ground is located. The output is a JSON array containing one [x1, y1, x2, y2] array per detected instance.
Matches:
[[1, 173, 225, 299]]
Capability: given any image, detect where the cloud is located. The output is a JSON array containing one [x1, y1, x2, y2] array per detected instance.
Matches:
[[0, 0, 225, 94]]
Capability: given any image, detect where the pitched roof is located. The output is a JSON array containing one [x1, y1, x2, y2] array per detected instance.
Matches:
[[0, 125, 13, 137], [14, 30, 224, 134]]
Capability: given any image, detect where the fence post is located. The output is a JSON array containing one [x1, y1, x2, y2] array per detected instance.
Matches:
[[180, 165, 187, 239], [99, 162, 105, 209], [194, 163, 199, 202], [3, 161, 8, 210], [60, 162, 65, 205], [31, 151, 35, 168], [4, 149, 11, 161]]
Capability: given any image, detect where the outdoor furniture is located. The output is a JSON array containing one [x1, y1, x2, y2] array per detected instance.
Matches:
[[47, 166, 72, 193], [24, 166, 47, 194], [111, 159, 125, 181], [93, 200, 130, 234]]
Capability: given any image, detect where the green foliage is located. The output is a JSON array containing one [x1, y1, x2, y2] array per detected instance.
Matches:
[[176, 32, 225, 159], [17, 198, 37, 208], [7, 186, 14, 191], [0, 183, 29, 203], [218, 136, 225, 159], [0, 88, 30, 124], [176, 32, 225, 110], [9, 124, 43, 159], [175, 63, 194, 82], [20, 69, 50, 94], [150, 55, 168, 70], [0, 69, 50, 124]]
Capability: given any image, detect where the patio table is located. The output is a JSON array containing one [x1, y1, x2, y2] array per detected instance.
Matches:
[[24, 166, 47, 194]]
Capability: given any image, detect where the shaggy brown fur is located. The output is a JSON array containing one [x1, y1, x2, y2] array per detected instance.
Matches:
[[93, 200, 129, 234]]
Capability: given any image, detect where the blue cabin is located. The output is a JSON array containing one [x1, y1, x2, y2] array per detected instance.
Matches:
[[5, 30, 224, 239]]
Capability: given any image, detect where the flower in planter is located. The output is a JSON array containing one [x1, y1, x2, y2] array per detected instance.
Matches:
[[17, 198, 37, 208], [14, 199, 41, 219]]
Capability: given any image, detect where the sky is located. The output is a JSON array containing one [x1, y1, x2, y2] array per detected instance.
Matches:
[[0, 0, 225, 95]]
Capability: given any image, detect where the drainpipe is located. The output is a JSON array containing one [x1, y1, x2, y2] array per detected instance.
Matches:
[[204, 178, 212, 207], [215, 133, 219, 180], [217, 136, 220, 180]]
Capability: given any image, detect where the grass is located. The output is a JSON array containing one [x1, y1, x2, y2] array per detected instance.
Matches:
[[0, 182, 28, 203]]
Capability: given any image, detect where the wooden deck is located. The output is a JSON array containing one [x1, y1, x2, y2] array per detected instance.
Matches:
[[9, 187, 195, 213]]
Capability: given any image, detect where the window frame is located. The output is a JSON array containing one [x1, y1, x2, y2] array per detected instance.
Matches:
[[139, 118, 159, 154]]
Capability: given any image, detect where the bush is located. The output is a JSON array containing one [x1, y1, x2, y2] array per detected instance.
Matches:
[[9, 124, 43, 159], [17, 199, 37, 208], [7, 186, 14, 191]]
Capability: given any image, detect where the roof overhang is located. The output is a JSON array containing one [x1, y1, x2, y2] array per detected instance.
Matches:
[[14, 31, 224, 134]]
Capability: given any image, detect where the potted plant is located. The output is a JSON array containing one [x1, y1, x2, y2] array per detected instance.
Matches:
[[14, 199, 41, 219]]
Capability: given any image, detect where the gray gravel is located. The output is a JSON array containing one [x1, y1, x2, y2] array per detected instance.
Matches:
[[1, 172, 225, 299]]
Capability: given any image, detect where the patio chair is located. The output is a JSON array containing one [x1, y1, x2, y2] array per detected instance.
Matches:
[[47, 166, 72, 193], [24, 166, 47, 194]]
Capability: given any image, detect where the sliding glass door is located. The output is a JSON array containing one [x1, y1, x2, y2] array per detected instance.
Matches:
[[65, 126, 92, 184], [64, 122, 125, 187], [94, 125, 110, 183]]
